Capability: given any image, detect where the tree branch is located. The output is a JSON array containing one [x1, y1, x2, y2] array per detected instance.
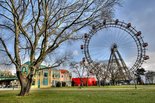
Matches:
[[0, 37, 17, 66]]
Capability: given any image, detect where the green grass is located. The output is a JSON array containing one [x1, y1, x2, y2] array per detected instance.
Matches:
[[0, 85, 155, 103]]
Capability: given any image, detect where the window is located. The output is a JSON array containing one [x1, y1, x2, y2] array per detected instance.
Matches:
[[32, 80, 35, 85], [44, 72, 48, 77], [52, 70, 60, 78], [43, 78, 48, 85], [43, 71, 48, 85], [22, 66, 28, 75]]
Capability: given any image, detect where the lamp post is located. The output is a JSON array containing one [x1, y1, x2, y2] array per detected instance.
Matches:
[[134, 72, 137, 89]]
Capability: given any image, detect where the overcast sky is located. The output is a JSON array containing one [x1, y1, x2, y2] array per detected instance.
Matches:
[[114, 0, 155, 71], [70, 0, 155, 71], [3, 0, 155, 73]]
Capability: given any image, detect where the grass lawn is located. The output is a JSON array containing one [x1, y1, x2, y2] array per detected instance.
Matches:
[[0, 85, 155, 103]]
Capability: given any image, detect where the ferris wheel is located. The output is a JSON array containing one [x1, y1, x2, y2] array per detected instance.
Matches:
[[81, 19, 149, 79]]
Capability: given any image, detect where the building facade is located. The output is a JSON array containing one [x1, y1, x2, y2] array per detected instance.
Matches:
[[21, 62, 72, 88], [60, 69, 72, 86], [0, 70, 18, 88]]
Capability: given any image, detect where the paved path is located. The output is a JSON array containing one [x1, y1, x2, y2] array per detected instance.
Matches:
[[0, 88, 20, 91]]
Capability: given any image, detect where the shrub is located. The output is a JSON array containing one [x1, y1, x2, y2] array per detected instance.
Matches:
[[56, 82, 61, 87], [62, 82, 66, 87]]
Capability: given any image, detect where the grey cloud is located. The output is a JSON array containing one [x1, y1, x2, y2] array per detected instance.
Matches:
[[115, 0, 155, 70]]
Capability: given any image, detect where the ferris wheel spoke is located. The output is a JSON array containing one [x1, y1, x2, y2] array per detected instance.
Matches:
[[91, 52, 109, 61], [90, 49, 107, 56], [90, 49, 110, 58]]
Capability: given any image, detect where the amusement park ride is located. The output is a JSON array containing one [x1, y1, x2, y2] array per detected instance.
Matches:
[[81, 19, 149, 82]]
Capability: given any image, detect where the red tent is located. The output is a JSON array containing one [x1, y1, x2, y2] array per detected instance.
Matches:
[[72, 77, 97, 86]]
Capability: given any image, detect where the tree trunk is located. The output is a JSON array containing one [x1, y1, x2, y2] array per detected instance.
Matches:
[[86, 77, 88, 87], [97, 78, 100, 87], [112, 79, 115, 85], [79, 78, 83, 88], [17, 71, 33, 96], [98, 80, 101, 87]]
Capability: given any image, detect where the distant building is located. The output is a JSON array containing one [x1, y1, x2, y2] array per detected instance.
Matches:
[[0, 70, 18, 88], [60, 69, 72, 86], [21, 61, 72, 88], [51, 69, 61, 87]]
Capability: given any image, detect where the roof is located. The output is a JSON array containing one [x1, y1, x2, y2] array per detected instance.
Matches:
[[60, 69, 69, 73], [72, 77, 96, 79], [0, 77, 18, 81], [24, 61, 47, 69], [24, 61, 31, 65]]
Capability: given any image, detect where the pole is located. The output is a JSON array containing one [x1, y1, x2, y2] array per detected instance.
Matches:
[[134, 73, 137, 89]]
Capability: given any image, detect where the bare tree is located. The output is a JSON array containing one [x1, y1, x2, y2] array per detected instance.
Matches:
[[84, 64, 91, 86], [91, 63, 108, 86], [145, 71, 155, 84], [135, 68, 145, 84], [0, 0, 120, 96], [70, 61, 86, 87]]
